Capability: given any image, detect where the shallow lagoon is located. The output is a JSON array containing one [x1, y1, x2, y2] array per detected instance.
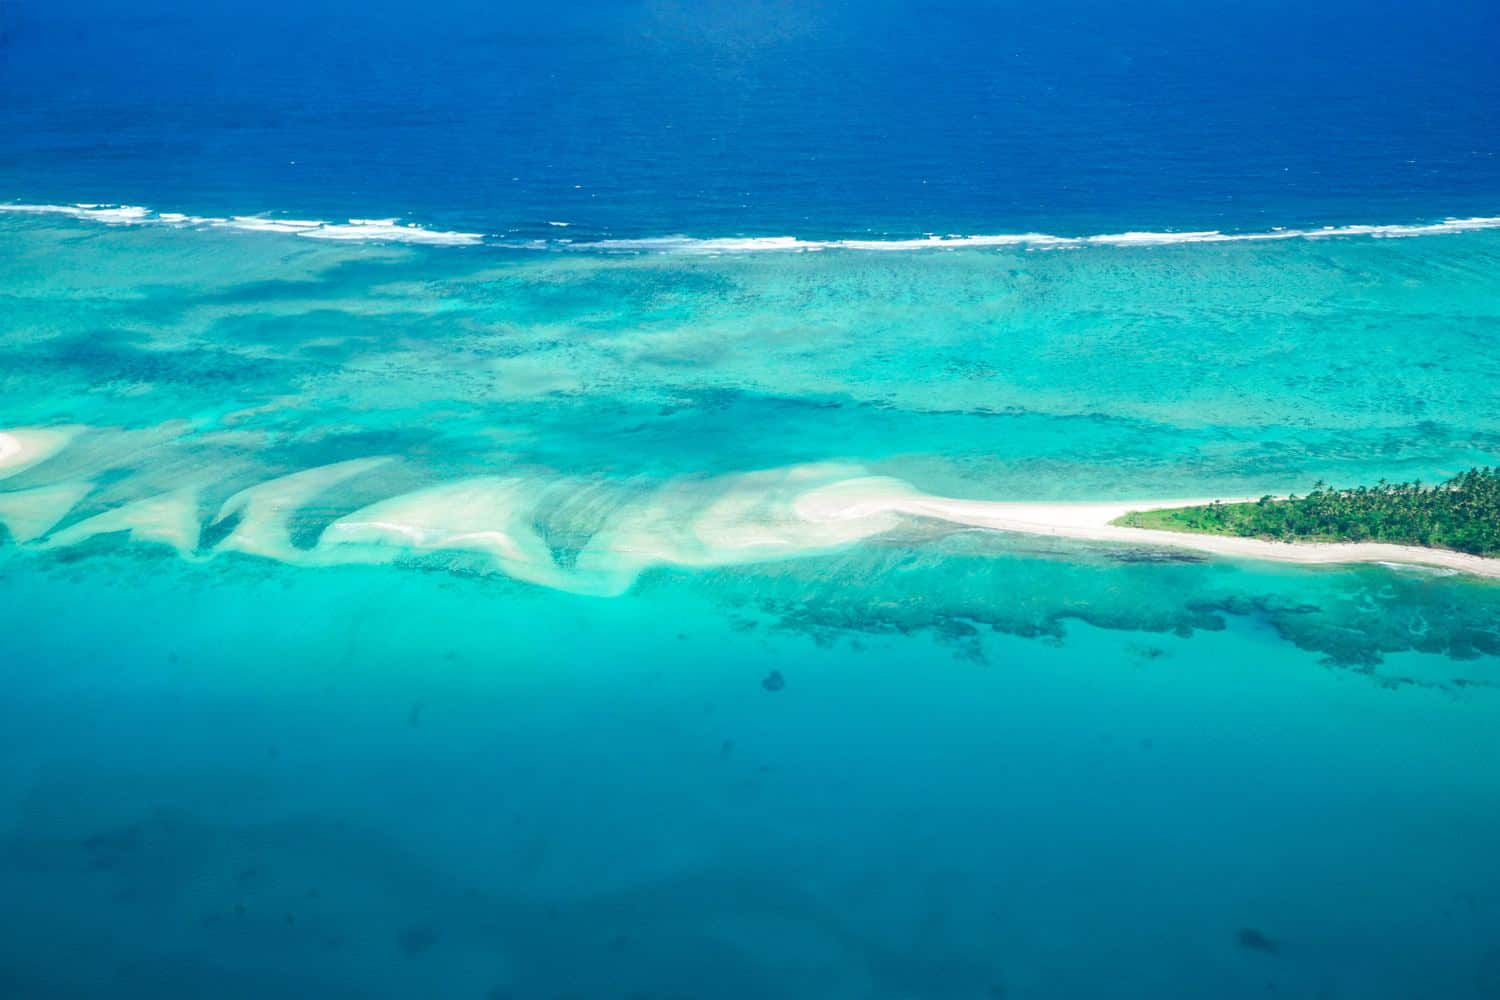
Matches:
[[2, 215, 1499, 996]]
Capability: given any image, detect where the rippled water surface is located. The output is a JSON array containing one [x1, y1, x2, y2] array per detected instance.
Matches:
[[3, 212, 1499, 998], [3, 1, 1500, 996]]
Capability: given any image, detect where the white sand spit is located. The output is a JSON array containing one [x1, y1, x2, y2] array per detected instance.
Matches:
[[801, 490, 1500, 579]]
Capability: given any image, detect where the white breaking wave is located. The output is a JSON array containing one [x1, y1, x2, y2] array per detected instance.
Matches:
[[3, 199, 1500, 252], [272, 217, 486, 246], [0, 202, 485, 246], [0, 202, 154, 225], [571, 217, 1500, 253]]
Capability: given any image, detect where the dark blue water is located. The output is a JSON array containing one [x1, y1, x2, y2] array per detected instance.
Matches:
[[3, 0, 1498, 238]]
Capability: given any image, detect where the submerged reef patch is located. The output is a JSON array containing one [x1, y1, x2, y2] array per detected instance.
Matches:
[[698, 534, 1500, 672]]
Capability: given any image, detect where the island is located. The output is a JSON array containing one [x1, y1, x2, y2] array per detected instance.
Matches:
[[1112, 468, 1500, 557]]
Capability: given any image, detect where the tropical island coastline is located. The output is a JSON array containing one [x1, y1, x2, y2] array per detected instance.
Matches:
[[902, 468, 1500, 579]]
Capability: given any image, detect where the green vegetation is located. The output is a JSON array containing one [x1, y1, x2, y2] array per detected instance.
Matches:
[[1114, 468, 1500, 557]]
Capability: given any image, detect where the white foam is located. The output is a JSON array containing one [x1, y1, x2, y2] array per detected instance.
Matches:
[[222, 215, 325, 234], [293, 218, 484, 246], [571, 235, 817, 254], [572, 216, 1500, 254], [0, 203, 152, 225], [6, 198, 1498, 253], [0, 202, 482, 246], [219, 215, 484, 245]]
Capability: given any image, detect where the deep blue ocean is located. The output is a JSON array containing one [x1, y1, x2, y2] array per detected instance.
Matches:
[[2, 2, 1500, 998], [4, 0, 1499, 239]]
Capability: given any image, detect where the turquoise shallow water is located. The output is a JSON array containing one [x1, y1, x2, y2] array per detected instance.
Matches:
[[2, 215, 1500, 996]]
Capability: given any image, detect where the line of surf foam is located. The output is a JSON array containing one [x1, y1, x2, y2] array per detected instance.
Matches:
[[5, 200, 1499, 253], [569, 216, 1500, 254], [0, 203, 484, 246]]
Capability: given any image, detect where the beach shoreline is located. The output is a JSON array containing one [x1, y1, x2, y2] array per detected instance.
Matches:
[[886, 494, 1500, 579], [791, 479, 1500, 578]]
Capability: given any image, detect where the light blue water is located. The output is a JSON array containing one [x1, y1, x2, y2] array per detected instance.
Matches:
[[1, 546, 1497, 998], [2, 211, 1499, 998], [3, 1, 1500, 996]]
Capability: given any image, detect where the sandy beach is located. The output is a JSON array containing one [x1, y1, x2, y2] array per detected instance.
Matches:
[[789, 479, 1500, 578], [890, 494, 1500, 579]]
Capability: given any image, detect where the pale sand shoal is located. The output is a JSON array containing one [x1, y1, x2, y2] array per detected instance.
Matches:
[[2, 430, 1495, 582], [0, 427, 82, 480]]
